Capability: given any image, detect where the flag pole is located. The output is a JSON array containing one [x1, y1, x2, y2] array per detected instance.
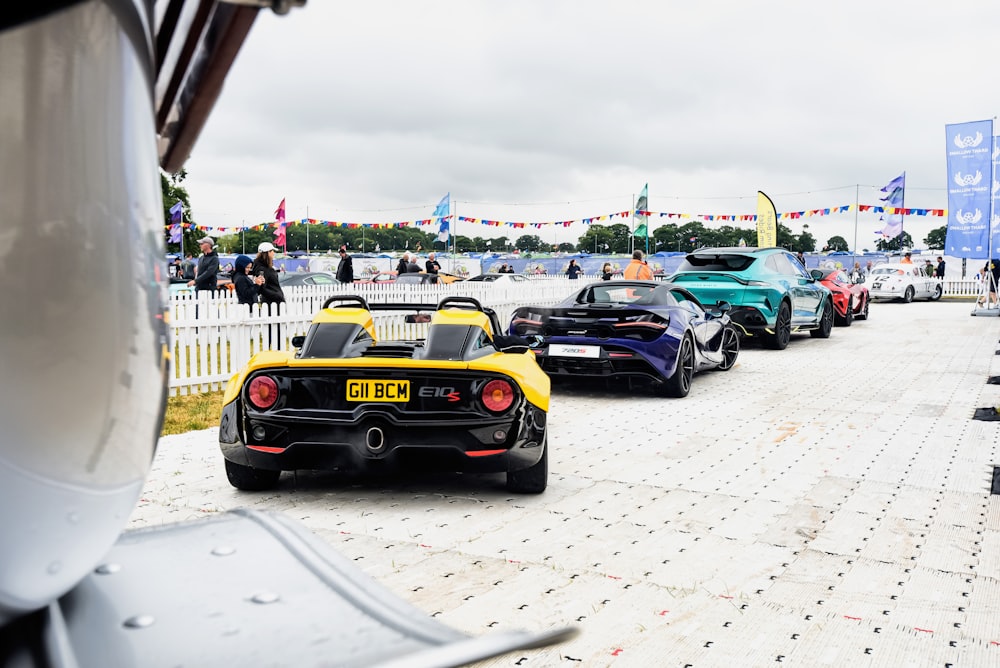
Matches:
[[306, 205, 310, 255], [630, 193, 636, 254], [852, 184, 859, 265]]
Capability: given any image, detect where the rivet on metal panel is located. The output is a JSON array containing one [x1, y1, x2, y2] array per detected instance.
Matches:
[[874, 628, 881, 633], [123, 615, 155, 629], [250, 592, 279, 604]]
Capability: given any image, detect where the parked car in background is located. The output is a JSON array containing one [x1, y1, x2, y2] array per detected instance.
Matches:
[[169, 271, 233, 295], [509, 281, 739, 398], [393, 272, 464, 285], [868, 263, 943, 302], [278, 271, 339, 287], [219, 295, 550, 493], [812, 268, 870, 325], [354, 271, 398, 285], [667, 247, 834, 350], [467, 273, 530, 283]]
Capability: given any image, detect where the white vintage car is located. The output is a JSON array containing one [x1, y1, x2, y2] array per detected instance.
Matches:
[[867, 263, 942, 302]]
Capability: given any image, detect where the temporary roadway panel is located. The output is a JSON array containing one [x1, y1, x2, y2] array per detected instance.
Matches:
[[134, 299, 1000, 666]]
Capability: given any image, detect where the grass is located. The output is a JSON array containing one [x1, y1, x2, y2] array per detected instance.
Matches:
[[162, 390, 225, 436]]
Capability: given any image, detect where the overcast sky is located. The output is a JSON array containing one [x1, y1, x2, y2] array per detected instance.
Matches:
[[183, 1, 1000, 251]]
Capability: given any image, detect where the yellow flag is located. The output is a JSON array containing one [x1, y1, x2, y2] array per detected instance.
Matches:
[[756, 191, 777, 248]]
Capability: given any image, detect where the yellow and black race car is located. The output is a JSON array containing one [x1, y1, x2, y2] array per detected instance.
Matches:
[[219, 296, 550, 493]]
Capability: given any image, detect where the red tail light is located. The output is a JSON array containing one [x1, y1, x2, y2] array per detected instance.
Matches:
[[481, 379, 514, 413], [247, 376, 279, 409]]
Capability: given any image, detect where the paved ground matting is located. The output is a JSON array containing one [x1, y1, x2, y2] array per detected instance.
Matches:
[[135, 298, 1000, 667]]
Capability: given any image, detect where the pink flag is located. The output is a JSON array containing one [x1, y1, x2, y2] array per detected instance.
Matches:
[[275, 198, 286, 225]]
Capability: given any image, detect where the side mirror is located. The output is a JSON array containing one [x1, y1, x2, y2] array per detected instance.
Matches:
[[291, 335, 305, 348], [714, 300, 732, 314], [809, 269, 823, 280]]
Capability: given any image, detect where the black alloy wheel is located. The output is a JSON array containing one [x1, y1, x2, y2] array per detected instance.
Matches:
[[903, 286, 915, 303], [661, 334, 695, 397], [811, 299, 834, 338], [718, 326, 740, 371], [764, 301, 792, 350]]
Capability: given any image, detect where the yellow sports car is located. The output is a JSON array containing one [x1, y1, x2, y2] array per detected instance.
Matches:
[[219, 296, 550, 493]]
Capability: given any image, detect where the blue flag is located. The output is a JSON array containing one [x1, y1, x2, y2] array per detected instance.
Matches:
[[169, 200, 183, 223], [878, 173, 905, 238], [434, 193, 450, 242]]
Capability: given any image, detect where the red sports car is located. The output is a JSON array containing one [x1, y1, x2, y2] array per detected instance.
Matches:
[[812, 268, 870, 325]]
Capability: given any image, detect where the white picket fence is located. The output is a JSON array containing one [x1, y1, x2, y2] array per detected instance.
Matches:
[[168, 276, 983, 396], [168, 280, 574, 396]]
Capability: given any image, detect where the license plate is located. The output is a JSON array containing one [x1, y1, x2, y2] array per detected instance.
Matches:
[[548, 344, 600, 358], [871, 282, 881, 289], [346, 379, 410, 402]]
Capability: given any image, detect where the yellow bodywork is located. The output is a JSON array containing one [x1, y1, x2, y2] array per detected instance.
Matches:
[[222, 306, 548, 410]]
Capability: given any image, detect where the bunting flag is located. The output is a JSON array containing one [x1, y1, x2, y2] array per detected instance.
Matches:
[[878, 173, 905, 238], [433, 193, 450, 243], [169, 201, 183, 223]]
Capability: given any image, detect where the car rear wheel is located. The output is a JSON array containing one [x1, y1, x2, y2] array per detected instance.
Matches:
[[839, 297, 854, 326], [225, 459, 281, 491], [903, 286, 915, 303], [859, 296, 870, 320], [930, 284, 943, 301], [506, 435, 547, 494], [718, 326, 740, 371], [764, 301, 791, 350], [810, 298, 834, 338], [660, 334, 694, 397]]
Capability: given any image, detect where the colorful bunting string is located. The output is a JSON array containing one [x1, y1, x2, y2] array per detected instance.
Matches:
[[167, 205, 948, 233]]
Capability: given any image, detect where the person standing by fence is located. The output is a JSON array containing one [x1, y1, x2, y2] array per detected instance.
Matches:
[[254, 242, 285, 348], [254, 242, 285, 306], [336, 247, 354, 283], [233, 254, 260, 306], [623, 250, 653, 280], [188, 236, 219, 293]]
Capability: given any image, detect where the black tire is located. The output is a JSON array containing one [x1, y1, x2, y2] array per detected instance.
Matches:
[[506, 435, 547, 494], [811, 298, 834, 338], [859, 296, 870, 320], [660, 334, 695, 397], [718, 326, 740, 371], [902, 286, 915, 303], [840, 297, 854, 327], [225, 459, 281, 491], [764, 301, 792, 350], [930, 284, 943, 301]]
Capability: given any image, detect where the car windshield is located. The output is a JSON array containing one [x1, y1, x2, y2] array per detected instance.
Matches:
[[584, 285, 658, 304], [676, 254, 755, 272], [872, 267, 903, 275]]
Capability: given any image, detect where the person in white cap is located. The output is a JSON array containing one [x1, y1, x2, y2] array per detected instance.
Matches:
[[188, 236, 219, 292], [253, 241, 285, 306]]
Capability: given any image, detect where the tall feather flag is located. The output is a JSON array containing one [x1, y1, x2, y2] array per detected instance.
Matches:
[[756, 191, 777, 247], [878, 173, 905, 238], [434, 193, 450, 243], [273, 197, 287, 248], [633, 184, 649, 240], [168, 201, 183, 243]]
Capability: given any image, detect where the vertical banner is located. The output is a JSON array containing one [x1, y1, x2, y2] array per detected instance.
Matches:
[[756, 191, 777, 247], [944, 119, 993, 258], [993, 135, 1000, 254]]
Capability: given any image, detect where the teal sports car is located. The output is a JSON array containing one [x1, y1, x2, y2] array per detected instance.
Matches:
[[667, 247, 834, 350]]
